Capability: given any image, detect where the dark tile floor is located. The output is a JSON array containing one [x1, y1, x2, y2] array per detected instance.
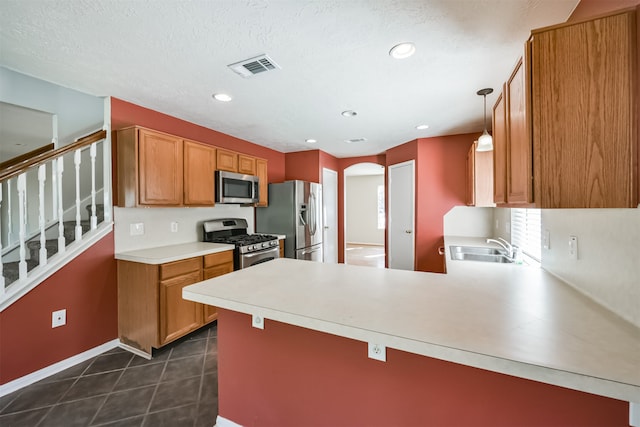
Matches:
[[0, 322, 218, 427]]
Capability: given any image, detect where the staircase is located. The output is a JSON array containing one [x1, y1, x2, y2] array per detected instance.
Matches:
[[2, 205, 104, 287], [1, 129, 112, 310]]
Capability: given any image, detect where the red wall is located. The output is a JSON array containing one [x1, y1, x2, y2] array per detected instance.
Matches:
[[386, 135, 472, 273], [0, 233, 117, 384], [284, 151, 320, 183], [111, 98, 286, 183], [217, 309, 628, 427]]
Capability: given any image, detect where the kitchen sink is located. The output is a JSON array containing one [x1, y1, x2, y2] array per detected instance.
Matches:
[[449, 246, 514, 263]]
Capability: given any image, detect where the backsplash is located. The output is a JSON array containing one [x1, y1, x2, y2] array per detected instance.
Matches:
[[114, 205, 254, 252], [443, 206, 494, 237], [541, 208, 640, 328]]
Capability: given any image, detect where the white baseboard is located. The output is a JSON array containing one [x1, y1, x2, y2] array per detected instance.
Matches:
[[118, 342, 152, 360], [215, 415, 243, 427], [0, 338, 119, 397]]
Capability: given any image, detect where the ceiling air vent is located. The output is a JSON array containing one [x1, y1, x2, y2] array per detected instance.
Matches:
[[345, 138, 368, 144], [227, 54, 280, 78]]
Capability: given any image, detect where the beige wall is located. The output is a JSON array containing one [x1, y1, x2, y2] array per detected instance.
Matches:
[[541, 209, 640, 328], [114, 205, 254, 252], [345, 175, 384, 245]]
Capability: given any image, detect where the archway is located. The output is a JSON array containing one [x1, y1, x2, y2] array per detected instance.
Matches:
[[343, 163, 385, 268]]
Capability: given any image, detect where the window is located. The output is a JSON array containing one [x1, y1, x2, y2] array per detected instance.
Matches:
[[511, 208, 541, 261], [377, 184, 385, 229]]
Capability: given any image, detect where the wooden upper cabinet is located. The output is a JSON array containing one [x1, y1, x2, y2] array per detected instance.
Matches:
[[138, 128, 183, 206], [506, 56, 532, 205], [492, 90, 507, 205], [183, 140, 216, 206], [217, 148, 238, 172], [467, 142, 494, 207], [531, 8, 638, 208], [466, 144, 475, 206], [256, 158, 268, 206], [238, 154, 256, 175]]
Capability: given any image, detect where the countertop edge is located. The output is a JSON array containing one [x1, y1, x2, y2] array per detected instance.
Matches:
[[182, 286, 640, 403], [115, 243, 235, 264]]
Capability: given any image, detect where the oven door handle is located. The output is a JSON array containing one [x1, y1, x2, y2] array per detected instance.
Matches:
[[243, 247, 279, 259]]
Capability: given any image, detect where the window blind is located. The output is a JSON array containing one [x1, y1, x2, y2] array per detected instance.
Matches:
[[511, 208, 541, 261]]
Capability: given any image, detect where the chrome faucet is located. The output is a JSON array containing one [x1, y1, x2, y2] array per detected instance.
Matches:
[[486, 237, 513, 258]]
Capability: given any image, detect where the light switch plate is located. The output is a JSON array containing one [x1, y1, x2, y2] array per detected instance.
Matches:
[[129, 222, 144, 236], [543, 229, 550, 250], [569, 235, 578, 260]]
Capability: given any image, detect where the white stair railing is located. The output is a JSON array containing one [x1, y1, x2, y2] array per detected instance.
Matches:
[[0, 189, 4, 296], [1, 129, 110, 310]]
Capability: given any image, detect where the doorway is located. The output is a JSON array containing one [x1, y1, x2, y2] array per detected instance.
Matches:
[[344, 163, 385, 268], [388, 160, 415, 270]]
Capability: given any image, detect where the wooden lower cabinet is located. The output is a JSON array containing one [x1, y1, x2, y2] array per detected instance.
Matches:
[[117, 250, 234, 356], [202, 251, 234, 323], [278, 239, 285, 258]]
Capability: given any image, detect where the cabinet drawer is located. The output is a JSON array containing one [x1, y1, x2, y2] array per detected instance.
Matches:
[[160, 257, 201, 280], [204, 251, 234, 269]]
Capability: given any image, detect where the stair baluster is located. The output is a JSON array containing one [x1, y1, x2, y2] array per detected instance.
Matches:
[[57, 157, 65, 255], [38, 164, 47, 266], [90, 142, 97, 230], [6, 179, 12, 246], [17, 173, 27, 281], [74, 149, 82, 242]]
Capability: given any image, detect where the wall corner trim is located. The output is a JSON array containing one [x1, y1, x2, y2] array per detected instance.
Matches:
[[0, 339, 119, 397], [215, 415, 244, 427]]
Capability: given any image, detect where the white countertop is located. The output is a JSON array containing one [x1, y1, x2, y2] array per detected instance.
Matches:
[[183, 242, 640, 402], [115, 242, 235, 264]]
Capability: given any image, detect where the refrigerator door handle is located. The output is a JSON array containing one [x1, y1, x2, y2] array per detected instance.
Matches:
[[309, 193, 317, 236], [299, 212, 306, 226], [301, 247, 321, 255]]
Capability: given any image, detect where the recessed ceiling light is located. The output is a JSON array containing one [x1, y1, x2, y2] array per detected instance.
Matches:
[[212, 93, 232, 102], [344, 138, 367, 144], [415, 124, 429, 130], [389, 42, 416, 59], [341, 110, 357, 117], [305, 139, 317, 144]]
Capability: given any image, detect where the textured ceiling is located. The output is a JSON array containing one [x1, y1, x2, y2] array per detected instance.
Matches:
[[0, 0, 579, 158]]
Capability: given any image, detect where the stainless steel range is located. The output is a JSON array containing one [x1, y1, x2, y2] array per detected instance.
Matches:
[[202, 218, 279, 270]]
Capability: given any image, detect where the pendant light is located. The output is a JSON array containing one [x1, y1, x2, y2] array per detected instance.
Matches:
[[476, 88, 494, 152]]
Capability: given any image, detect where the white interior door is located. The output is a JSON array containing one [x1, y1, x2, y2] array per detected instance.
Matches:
[[388, 160, 415, 270], [322, 168, 338, 263]]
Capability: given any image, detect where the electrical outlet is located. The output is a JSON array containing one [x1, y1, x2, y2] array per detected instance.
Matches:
[[543, 229, 550, 250], [505, 221, 511, 234], [129, 222, 144, 236], [252, 314, 264, 329], [495, 219, 499, 230], [170, 222, 178, 233], [368, 343, 386, 362], [569, 235, 578, 260], [52, 309, 66, 328]]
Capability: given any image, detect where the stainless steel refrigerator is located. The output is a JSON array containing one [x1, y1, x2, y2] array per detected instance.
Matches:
[[256, 180, 323, 262]]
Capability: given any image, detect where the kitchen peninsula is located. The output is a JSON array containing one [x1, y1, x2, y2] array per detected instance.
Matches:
[[183, 258, 640, 426]]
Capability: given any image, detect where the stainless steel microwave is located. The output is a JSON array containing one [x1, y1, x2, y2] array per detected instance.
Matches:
[[215, 170, 260, 204]]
